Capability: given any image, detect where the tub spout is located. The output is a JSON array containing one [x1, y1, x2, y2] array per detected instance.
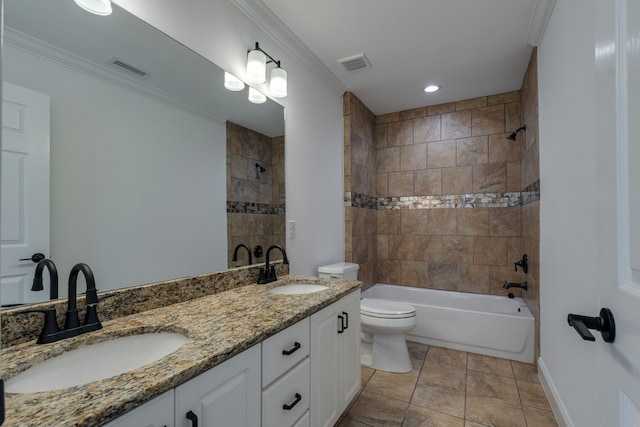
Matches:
[[503, 281, 528, 291]]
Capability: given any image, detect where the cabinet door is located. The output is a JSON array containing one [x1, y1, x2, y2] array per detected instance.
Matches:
[[339, 290, 361, 408], [175, 345, 261, 427], [310, 300, 341, 427], [103, 389, 174, 427]]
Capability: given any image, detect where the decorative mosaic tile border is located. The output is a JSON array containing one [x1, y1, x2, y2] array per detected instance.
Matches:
[[227, 201, 285, 215], [345, 185, 541, 210], [521, 180, 540, 206]]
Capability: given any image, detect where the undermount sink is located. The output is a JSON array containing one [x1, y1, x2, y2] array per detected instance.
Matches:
[[268, 284, 328, 295], [5, 332, 188, 393]]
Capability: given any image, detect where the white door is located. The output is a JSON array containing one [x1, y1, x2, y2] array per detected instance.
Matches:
[[594, 0, 640, 424], [1, 82, 50, 306]]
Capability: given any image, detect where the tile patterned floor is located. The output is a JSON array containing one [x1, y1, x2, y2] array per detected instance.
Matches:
[[336, 342, 558, 427]]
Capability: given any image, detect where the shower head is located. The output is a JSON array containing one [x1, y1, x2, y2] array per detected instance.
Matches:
[[507, 125, 527, 141], [255, 163, 266, 173]]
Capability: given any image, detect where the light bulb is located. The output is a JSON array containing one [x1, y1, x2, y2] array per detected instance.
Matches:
[[269, 67, 287, 98], [246, 49, 267, 84], [74, 0, 112, 16], [224, 72, 245, 91], [248, 87, 267, 104], [424, 85, 439, 93]]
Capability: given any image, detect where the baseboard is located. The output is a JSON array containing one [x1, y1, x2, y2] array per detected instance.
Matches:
[[537, 357, 573, 427]]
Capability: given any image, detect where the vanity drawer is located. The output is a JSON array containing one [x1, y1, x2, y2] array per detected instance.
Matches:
[[262, 358, 310, 427], [262, 318, 309, 386]]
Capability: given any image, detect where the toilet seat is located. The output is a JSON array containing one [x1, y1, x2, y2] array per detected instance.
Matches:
[[360, 298, 416, 319]]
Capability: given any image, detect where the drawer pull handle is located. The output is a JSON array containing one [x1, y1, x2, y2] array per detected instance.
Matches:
[[186, 410, 198, 427], [282, 393, 302, 411], [337, 315, 345, 333], [282, 341, 301, 355], [342, 311, 349, 329]]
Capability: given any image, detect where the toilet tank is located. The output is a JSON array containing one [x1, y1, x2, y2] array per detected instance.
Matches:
[[317, 262, 359, 280]]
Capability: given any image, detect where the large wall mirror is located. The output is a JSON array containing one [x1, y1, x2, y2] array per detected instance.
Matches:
[[1, 0, 285, 307]]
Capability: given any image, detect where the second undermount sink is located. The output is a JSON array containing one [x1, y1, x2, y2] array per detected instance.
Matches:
[[268, 284, 328, 295], [5, 332, 188, 393]]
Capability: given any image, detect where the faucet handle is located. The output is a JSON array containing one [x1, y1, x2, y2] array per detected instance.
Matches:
[[15, 308, 61, 344]]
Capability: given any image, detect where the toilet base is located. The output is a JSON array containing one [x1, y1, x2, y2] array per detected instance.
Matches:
[[361, 333, 412, 373]]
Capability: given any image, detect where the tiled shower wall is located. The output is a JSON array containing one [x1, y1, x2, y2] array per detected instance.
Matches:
[[343, 48, 541, 360], [344, 94, 378, 289], [520, 48, 541, 360], [227, 121, 285, 266]]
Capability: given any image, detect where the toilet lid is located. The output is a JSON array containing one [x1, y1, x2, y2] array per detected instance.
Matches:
[[361, 298, 416, 318]]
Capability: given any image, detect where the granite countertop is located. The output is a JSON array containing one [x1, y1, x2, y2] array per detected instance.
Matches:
[[0, 275, 361, 426]]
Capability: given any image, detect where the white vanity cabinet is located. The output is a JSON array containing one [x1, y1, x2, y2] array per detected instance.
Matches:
[[261, 318, 311, 427], [103, 389, 175, 427], [174, 344, 261, 427], [310, 290, 361, 427]]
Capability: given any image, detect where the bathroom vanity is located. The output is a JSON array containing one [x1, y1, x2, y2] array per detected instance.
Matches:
[[0, 274, 361, 426]]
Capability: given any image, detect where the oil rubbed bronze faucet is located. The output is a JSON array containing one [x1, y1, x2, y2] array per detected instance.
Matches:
[[257, 245, 289, 284], [232, 243, 253, 266], [18, 263, 102, 344], [503, 281, 528, 291]]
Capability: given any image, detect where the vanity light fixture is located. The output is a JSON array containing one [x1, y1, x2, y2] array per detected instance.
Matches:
[[74, 0, 112, 16], [224, 72, 245, 91], [248, 87, 267, 104], [246, 42, 288, 98]]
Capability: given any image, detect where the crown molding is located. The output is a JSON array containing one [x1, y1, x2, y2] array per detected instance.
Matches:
[[228, 0, 346, 95], [526, 0, 556, 47], [4, 26, 226, 125]]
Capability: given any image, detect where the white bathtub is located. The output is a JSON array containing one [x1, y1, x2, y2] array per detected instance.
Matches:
[[363, 284, 535, 363]]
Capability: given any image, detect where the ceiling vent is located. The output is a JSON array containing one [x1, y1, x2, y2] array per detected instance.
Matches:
[[337, 53, 372, 72], [106, 58, 151, 79]]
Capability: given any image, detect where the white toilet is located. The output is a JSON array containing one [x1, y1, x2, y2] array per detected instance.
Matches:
[[317, 262, 417, 373]]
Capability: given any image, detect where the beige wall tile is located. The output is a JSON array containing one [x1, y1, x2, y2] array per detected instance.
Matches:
[[415, 169, 443, 195], [458, 264, 491, 294], [471, 105, 505, 136], [456, 97, 487, 111], [488, 134, 521, 163], [375, 123, 388, 149], [505, 101, 522, 134], [377, 235, 389, 260], [507, 161, 521, 192], [427, 102, 456, 116], [376, 111, 400, 124], [488, 91, 520, 105], [401, 143, 427, 171], [458, 208, 490, 236], [378, 259, 402, 284], [428, 209, 458, 235], [377, 147, 400, 173], [378, 210, 401, 234], [388, 120, 413, 146], [401, 209, 430, 235], [442, 111, 472, 139], [474, 236, 507, 266], [490, 208, 521, 237], [443, 236, 474, 264], [415, 235, 444, 262], [414, 115, 442, 143], [442, 166, 473, 194], [457, 136, 489, 166], [400, 107, 426, 120], [428, 263, 459, 290], [402, 260, 429, 287], [389, 171, 415, 196], [472, 163, 507, 192], [376, 173, 389, 197], [428, 140, 457, 168]]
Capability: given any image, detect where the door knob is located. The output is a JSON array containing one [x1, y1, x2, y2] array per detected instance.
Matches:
[[567, 308, 615, 343], [19, 253, 45, 263]]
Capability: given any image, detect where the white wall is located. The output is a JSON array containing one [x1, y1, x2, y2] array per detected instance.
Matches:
[[113, 0, 346, 276], [4, 45, 228, 294], [538, 0, 599, 425]]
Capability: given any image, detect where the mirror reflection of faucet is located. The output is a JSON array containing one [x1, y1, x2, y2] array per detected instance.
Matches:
[[232, 244, 253, 266]]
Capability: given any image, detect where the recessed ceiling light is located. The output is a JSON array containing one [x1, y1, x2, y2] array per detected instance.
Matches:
[[424, 85, 439, 93]]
